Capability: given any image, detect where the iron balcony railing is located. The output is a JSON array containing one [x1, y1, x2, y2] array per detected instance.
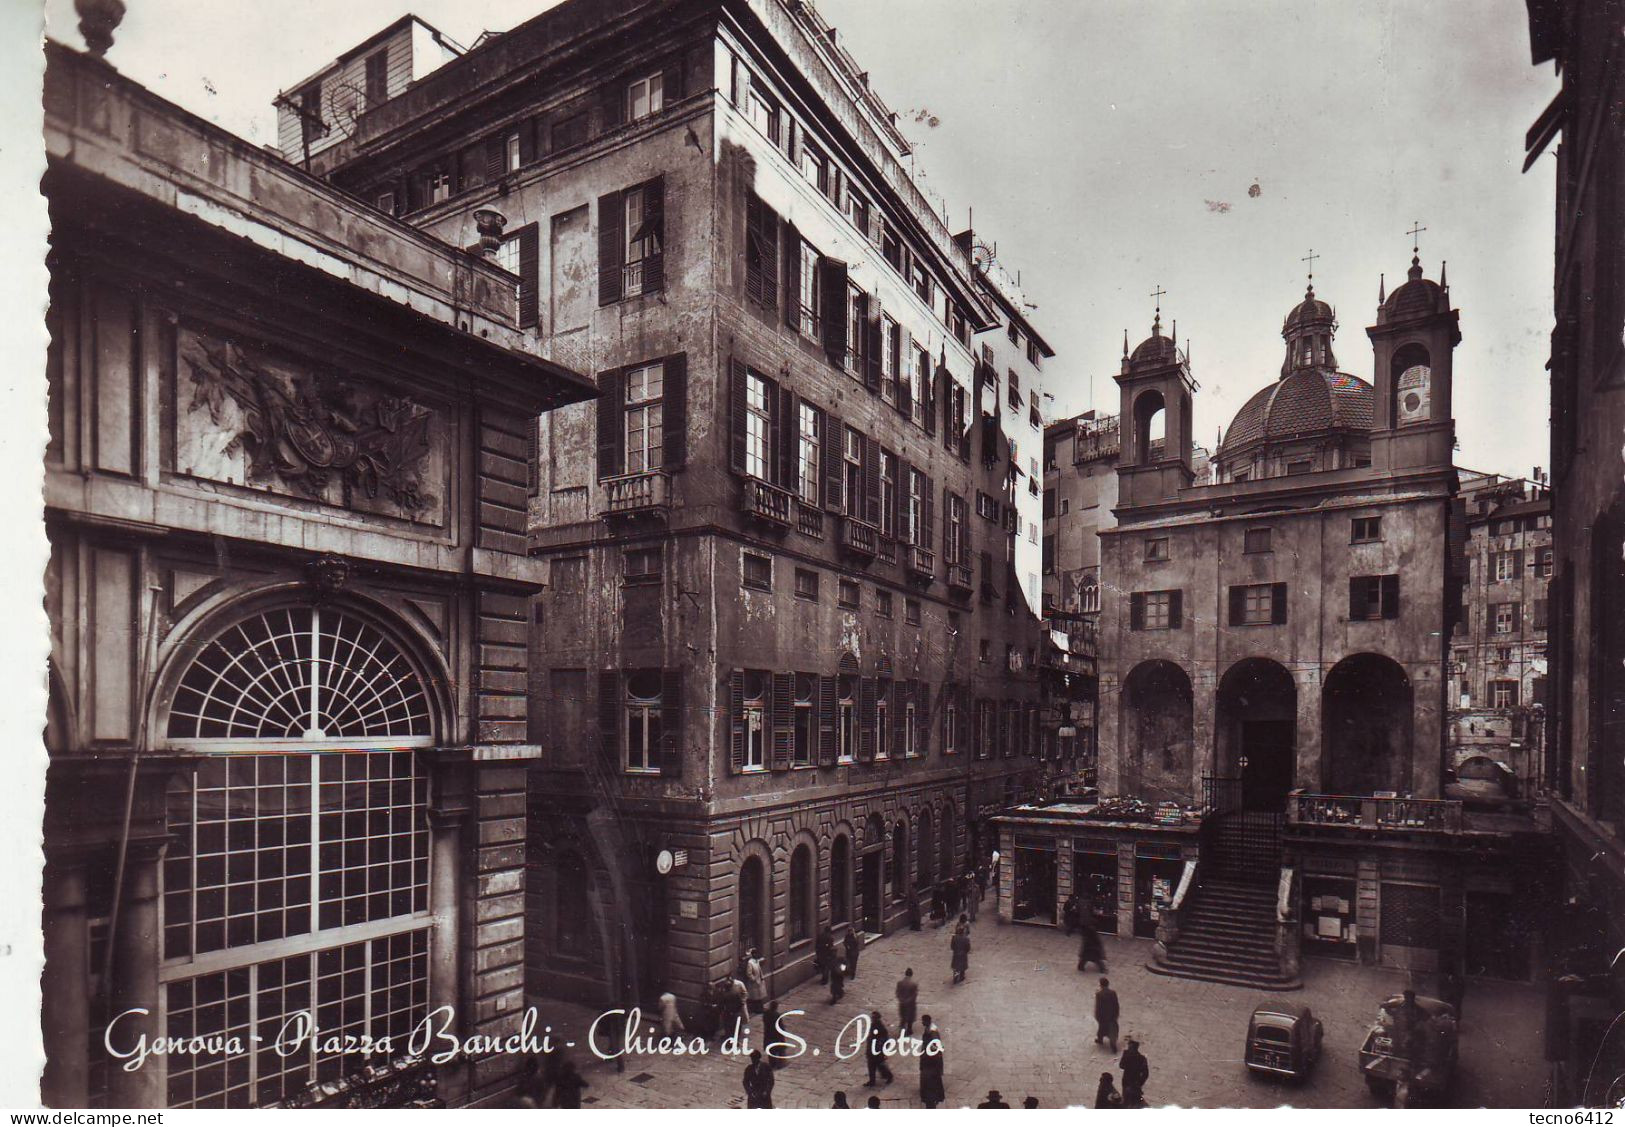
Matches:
[[1286, 791, 1464, 833], [795, 499, 825, 539], [742, 478, 794, 527], [601, 469, 670, 516]]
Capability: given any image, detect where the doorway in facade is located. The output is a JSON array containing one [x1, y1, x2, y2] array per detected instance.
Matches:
[[861, 851, 883, 933], [1217, 658, 1297, 812], [1012, 844, 1057, 924]]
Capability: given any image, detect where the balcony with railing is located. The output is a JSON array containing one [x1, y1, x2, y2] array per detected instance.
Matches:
[[796, 499, 825, 539], [1286, 791, 1464, 833], [946, 561, 973, 594], [905, 543, 936, 582], [877, 535, 898, 564], [600, 470, 670, 518], [839, 515, 879, 557], [742, 478, 794, 528]]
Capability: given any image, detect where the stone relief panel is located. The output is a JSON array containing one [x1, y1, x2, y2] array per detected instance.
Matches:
[[172, 327, 449, 525]]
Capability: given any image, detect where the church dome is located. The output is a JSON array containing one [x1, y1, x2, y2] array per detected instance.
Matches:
[[1283, 288, 1334, 331], [1382, 257, 1445, 321], [1221, 368, 1374, 453], [1128, 320, 1179, 367]]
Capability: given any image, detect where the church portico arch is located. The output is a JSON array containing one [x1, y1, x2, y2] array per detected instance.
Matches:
[[1322, 653, 1414, 795], [1216, 657, 1297, 812], [1121, 659, 1194, 802]]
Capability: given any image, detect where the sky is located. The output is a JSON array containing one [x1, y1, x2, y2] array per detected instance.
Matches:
[[41, 0, 1561, 480]]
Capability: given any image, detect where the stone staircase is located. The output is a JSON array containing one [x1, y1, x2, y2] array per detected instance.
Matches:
[[1150, 876, 1301, 990]]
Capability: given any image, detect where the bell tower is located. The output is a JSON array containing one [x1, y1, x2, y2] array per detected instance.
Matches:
[[1115, 307, 1197, 509], [1366, 245, 1460, 474]]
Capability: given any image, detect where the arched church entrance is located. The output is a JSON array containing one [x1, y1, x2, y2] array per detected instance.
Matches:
[[1323, 653, 1414, 794], [1217, 658, 1297, 812], [1121, 660, 1194, 801]]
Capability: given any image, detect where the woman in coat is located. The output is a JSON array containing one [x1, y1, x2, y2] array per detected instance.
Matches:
[[744, 948, 766, 1013], [949, 925, 971, 984], [919, 1030, 946, 1109], [1095, 1072, 1122, 1109]]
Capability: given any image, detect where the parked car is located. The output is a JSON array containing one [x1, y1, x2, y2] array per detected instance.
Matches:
[[1358, 993, 1458, 1106], [1244, 1002, 1323, 1081]]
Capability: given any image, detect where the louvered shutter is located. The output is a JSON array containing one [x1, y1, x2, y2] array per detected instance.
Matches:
[[642, 177, 665, 291], [818, 675, 837, 765], [783, 220, 801, 330], [926, 366, 940, 437], [1511, 602, 1523, 632], [596, 367, 624, 479], [821, 257, 848, 365], [896, 330, 913, 417], [485, 135, 504, 180], [1381, 574, 1400, 619], [660, 669, 683, 776], [598, 190, 625, 304], [863, 298, 882, 392], [770, 379, 789, 488], [921, 476, 935, 548], [519, 119, 538, 164], [600, 80, 625, 132], [785, 118, 799, 167], [917, 683, 931, 756], [824, 413, 845, 512], [598, 670, 621, 769], [891, 682, 907, 755], [729, 670, 745, 773], [527, 418, 540, 498], [729, 359, 748, 473], [859, 678, 876, 761], [517, 224, 540, 328], [896, 457, 910, 541], [771, 671, 794, 771], [746, 195, 781, 308], [1271, 582, 1289, 624], [1228, 586, 1245, 626], [1169, 589, 1184, 629], [1130, 592, 1145, 631], [942, 485, 952, 559], [651, 352, 685, 470], [1349, 578, 1365, 621], [862, 438, 881, 527]]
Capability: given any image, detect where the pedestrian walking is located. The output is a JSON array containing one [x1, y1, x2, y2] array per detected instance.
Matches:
[[864, 1011, 896, 1087], [745, 947, 766, 1013], [844, 927, 863, 981], [966, 875, 979, 923], [1078, 922, 1107, 973], [829, 956, 847, 1004], [763, 998, 788, 1068], [553, 1057, 589, 1109], [728, 975, 751, 1037], [978, 1089, 1011, 1108], [1094, 1073, 1122, 1109], [1094, 977, 1120, 1052], [975, 863, 989, 902], [833, 1091, 851, 1109], [950, 924, 971, 984], [658, 990, 684, 1037], [919, 1025, 945, 1108], [816, 927, 836, 985], [1063, 892, 1081, 936], [1119, 1039, 1148, 1107], [908, 891, 923, 931], [895, 968, 919, 1036], [743, 1048, 776, 1108]]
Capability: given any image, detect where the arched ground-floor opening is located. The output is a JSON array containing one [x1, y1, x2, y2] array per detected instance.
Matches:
[[1122, 660, 1194, 801], [1217, 657, 1297, 812], [1323, 653, 1414, 794]]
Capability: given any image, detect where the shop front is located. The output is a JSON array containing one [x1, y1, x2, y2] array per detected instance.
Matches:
[[1133, 843, 1185, 939], [1300, 873, 1358, 960], [1072, 838, 1119, 934], [1012, 835, 1058, 925]]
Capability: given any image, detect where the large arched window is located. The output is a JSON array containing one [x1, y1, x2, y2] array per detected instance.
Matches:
[[739, 855, 766, 959], [1133, 389, 1166, 465], [790, 844, 814, 943], [157, 601, 437, 1108]]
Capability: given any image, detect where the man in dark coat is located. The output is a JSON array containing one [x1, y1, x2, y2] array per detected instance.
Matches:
[[743, 1048, 776, 1108], [864, 1011, 895, 1086], [816, 927, 836, 984], [950, 924, 971, 984], [907, 891, 923, 931], [1094, 977, 1120, 1052], [844, 927, 862, 981], [1119, 1039, 1149, 1107], [1062, 892, 1081, 936], [895, 968, 919, 1037], [1078, 921, 1107, 973], [919, 1026, 946, 1108], [978, 1089, 1010, 1108]]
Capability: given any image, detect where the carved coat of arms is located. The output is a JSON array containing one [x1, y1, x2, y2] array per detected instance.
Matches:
[[183, 338, 438, 515]]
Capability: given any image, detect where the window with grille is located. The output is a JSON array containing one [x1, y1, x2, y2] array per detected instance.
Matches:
[[1379, 883, 1440, 950], [624, 362, 664, 474], [167, 607, 433, 745], [625, 670, 664, 772], [624, 547, 661, 584], [905, 599, 922, 626]]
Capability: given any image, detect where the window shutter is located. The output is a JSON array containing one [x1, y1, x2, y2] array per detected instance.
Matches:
[[921, 475, 935, 547], [896, 330, 913, 417], [862, 438, 881, 527], [662, 353, 687, 469], [598, 190, 625, 305], [824, 413, 844, 512], [926, 366, 941, 437], [663, 55, 684, 102], [519, 119, 538, 165], [596, 367, 624, 480], [598, 670, 621, 769], [896, 457, 910, 538], [820, 257, 848, 365], [863, 297, 882, 392], [782, 220, 801, 330], [777, 385, 796, 490], [485, 135, 504, 180], [891, 682, 907, 754], [941, 485, 952, 558], [818, 674, 837, 766], [640, 176, 666, 293], [527, 418, 540, 498], [771, 671, 794, 771], [1130, 592, 1145, 631], [1513, 549, 1525, 577], [729, 359, 748, 473], [1271, 582, 1288, 625], [785, 118, 799, 167], [746, 194, 780, 308], [600, 80, 625, 132], [1169, 589, 1184, 629], [859, 678, 876, 761], [517, 224, 540, 328], [660, 669, 683, 776], [1349, 578, 1364, 621], [916, 684, 931, 756], [1381, 574, 1400, 620], [1512, 602, 1523, 632], [729, 670, 745, 772]]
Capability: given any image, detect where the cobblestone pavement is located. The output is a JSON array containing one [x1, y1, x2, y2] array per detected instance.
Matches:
[[523, 906, 1548, 1109]]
